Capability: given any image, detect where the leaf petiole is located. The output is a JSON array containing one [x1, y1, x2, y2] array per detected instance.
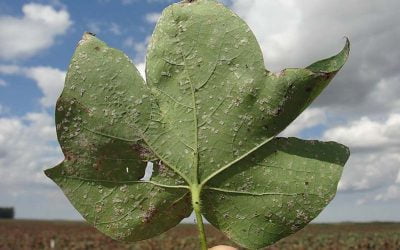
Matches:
[[191, 185, 208, 250]]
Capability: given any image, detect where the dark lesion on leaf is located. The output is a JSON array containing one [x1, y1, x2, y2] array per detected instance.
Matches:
[[85, 31, 96, 36], [283, 83, 295, 99], [132, 142, 155, 161], [142, 205, 158, 224], [150, 160, 187, 186], [93, 158, 103, 171], [305, 86, 314, 93], [64, 150, 78, 163], [153, 161, 176, 178], [182, 0, 198, 4], [156, 161, 168, 173], [274, 107, 284, 116], [315, 71, 335, 81]]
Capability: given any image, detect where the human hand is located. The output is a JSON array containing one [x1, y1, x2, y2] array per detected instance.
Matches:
[[209, 246, 237, 250]]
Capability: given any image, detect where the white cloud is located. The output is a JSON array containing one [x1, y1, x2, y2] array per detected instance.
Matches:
[[232, 0, 301, 71], [0, 112, 63, 194], [323, 114, 400, 201], [0, 110, 78, 219], [122, 36, 149, 79], [0, 3, 72, 60], [145, 12, 161, 24], [374, 185, 400, 202], [281, 108, 327, 137], [0, 64, 69, 218], [337, 150, 400, 192], [367, 76, 400, 113], [123, 36, 150, 62], [0, 64, 23, 74], [231, 0, 400, 70], [25, 67, 66, 108], [0, 65, 65, 108], [397, 171, 400, 184], [323, 114, 400, 150]]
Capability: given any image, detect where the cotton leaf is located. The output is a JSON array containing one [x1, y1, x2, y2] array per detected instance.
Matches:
[[45, 0, 350, 248]]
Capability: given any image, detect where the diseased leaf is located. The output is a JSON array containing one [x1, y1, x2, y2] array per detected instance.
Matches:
[[45, 33, 192, 241], [202, 137, 350, 249], [45, 0, 350, 249], [145, 0, 349, 183]]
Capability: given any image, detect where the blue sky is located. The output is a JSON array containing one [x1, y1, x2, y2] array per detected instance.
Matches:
[[0, 0, 173, 116], [0, 0, 399, 223]]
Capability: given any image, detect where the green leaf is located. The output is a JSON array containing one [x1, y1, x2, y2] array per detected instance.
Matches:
[[145, 0, 349, 183], [45, 33, 192, 241], [202, 137, 349, 249], [45, 0, 350, 248]]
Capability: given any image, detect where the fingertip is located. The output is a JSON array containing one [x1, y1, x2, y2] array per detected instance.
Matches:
[[209, 245, 238, 250]]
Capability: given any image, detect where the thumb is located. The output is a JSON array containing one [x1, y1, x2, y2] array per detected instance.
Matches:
[[209, 246, 238, 250]]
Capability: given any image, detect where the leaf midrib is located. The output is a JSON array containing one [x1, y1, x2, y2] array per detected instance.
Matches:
[[203, 187, 325, 198], [83, 122, 281, 193], [171, 6, 201, 187], [168, 7, 278, 189], [59, 175, 189, 190]]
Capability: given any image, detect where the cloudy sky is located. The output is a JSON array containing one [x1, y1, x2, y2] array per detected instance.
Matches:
[[0, 0, 399, 222]]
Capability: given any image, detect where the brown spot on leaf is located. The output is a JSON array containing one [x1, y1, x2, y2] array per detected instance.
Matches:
[[64, 151, 78, 162], [142, 205, 157, 224], [93, 158, 102, 171], [323, 72, 333, 80], [157, 161, 167, 173], [274, 107, 283, 116], [132, 143, 153, 160]]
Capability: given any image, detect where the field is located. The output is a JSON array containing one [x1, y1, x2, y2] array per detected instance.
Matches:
[[1, 220, 399, 249]]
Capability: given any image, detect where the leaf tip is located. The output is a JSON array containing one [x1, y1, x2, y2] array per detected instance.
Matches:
[[342, 143, 351, 162], [326, 141, 351, 166], [341, 36, 351, 59], [306, 37, 350, 73], [78, 32, 98, 46], [83, 31, 96, 39]]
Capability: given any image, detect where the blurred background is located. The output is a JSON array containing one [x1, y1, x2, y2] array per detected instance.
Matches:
[[0, 0, 399, 224]]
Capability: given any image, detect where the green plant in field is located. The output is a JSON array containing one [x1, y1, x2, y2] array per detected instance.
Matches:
[[45, 0, 350, 249]]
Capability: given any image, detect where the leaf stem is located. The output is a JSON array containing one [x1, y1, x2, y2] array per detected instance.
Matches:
[[191, 185, 208, 250], [199, 136, 274, 188]]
